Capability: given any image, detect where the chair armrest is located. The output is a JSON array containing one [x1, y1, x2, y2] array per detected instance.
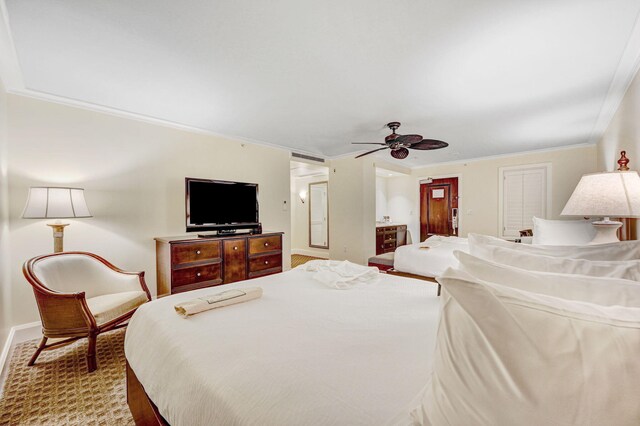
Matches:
[[32, 290, 96, 337], [108, 270, 150, 297]]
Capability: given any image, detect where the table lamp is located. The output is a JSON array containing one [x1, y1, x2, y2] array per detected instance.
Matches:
[[561, 171, 640, 244], [22, 187, 92, 252]]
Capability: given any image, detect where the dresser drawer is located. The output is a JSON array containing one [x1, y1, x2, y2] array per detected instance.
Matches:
[[172, 263, 222, 288], [171, 241, 221, 266], [248, 235, 282, 255], [248, 253, 282, 273]]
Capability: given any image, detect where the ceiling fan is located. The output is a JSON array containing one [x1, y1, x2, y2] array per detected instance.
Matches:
[[353, 122, 448, 159]]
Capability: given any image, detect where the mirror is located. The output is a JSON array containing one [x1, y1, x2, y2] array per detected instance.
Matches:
[[309, 181, 329, 248]]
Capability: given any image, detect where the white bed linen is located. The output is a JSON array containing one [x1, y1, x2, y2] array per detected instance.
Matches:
[[125, 268, 440, 426], [393, 235, 469, 277]]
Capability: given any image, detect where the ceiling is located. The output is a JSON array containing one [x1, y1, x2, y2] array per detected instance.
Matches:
[[376, 168, 408, 178], [3, 1, 640, 167]]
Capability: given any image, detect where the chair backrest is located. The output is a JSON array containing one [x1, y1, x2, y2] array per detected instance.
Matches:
[[29, 253, 121, 299]]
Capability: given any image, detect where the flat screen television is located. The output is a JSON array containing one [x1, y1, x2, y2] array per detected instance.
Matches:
[[185, 177, 259, 233]]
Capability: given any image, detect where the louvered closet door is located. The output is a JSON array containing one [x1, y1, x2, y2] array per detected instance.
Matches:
[[502, 167, 547, 237]]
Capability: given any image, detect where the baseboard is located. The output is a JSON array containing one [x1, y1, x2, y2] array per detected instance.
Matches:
[[0, 321, 41, 395], [0, 326, 16, 394], [292, 248, 329, 258]]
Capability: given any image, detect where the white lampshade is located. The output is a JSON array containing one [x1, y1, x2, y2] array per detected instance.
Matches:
[[22, 187, 92, 219], [561, 171, 640, 218]]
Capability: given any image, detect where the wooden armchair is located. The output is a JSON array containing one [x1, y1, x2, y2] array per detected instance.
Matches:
[[23, 252, 151, 372]]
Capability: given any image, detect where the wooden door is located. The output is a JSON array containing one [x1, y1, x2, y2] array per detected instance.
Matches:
[[420, 178, 459, 241]]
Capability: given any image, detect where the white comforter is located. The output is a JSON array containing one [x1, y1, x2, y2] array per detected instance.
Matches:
[[125, 268, 440, 426], [394, 236, 469, 278]]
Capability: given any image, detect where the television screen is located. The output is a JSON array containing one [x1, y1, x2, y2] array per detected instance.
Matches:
[[186, 178, 259, 231]]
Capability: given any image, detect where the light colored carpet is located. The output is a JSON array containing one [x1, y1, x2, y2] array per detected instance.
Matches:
[[0, 328, 134, 425], [291, 254, 323, 268]]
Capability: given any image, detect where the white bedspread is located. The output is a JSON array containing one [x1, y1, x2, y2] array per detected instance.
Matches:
[[125, 268, 440, 426], [394, 236, 469, 278]]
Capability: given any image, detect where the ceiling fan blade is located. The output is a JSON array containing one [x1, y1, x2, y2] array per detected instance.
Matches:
[[409, 139, 449, 150], [351, 142, 388, 145], [394, 134, 423, 144], [355, 147, 389, 159]]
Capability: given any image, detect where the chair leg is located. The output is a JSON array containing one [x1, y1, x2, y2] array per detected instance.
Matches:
[[86, 333, 97, 373], [27, 336, 48, 366]]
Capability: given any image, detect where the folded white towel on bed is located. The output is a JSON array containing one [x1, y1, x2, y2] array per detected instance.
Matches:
[[298, 260, 379, 289], [174, 287, 263, 317]]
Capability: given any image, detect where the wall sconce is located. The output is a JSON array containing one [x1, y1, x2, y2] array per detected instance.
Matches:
[[22, 187, 92, 253], [299, 190, 307, 203]]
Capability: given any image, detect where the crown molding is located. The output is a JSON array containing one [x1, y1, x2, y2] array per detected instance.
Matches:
[[409, 142, 595, 170], [12, 88, 310, 155], [587, 8, 640, 145], [0, 0, 24, 89]]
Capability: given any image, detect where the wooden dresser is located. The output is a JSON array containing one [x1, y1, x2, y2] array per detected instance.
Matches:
[[155, 232, 283, 296], [376, 225, 407, 255]]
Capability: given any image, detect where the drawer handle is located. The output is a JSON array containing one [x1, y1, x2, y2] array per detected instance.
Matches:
[[234, 246, 238, 250], [196, 272, 201, 277], [264, 242, 269, 247], [196, 250, 201, 255], [264, 260, 269, 265]]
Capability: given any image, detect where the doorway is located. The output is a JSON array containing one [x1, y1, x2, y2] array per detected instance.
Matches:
[[420, 177, 459, 241], [290, 160, 330, 260], [309, 181, 329, 249]]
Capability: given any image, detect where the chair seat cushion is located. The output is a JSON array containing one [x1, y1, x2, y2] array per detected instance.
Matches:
[[86, 291, 148, 326]]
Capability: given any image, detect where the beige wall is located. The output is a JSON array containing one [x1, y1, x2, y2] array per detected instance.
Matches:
[[375, 176, 388, 222], [598, 67, 640, 171], [328, 156, 376, 264], [383, 145, 598, 242], [6, 94, 292, 326], [0, 80, 10, 346], [291, 174, 329, 258]]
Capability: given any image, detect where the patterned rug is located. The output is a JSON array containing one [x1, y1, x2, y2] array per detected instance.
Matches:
[[0, 328, 133, 425], [291, 254, 324, 268]]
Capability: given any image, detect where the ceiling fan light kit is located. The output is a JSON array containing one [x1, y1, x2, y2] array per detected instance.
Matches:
[[390, 148, 409, 159], [353, 122, 449, 160]]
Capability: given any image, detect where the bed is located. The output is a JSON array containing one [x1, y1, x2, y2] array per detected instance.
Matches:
[[392, 217, 596, 279], [392, 235, 469, 278], [124, 266, 441, 426]]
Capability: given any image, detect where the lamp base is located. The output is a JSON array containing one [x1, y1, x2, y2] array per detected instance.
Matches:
[[589, 220, 622, 245], [47, 223, 69, 253]]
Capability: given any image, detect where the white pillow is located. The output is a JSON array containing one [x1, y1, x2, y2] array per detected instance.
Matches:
[[469, 233, 640, 261], [468, 244, 640, 280], [532, 216, 595, 245], [412, 269, 640, 425], [455, 251, 640, 306]]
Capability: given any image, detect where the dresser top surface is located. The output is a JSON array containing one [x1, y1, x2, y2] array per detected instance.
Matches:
[[155, 231, 283, 244]]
